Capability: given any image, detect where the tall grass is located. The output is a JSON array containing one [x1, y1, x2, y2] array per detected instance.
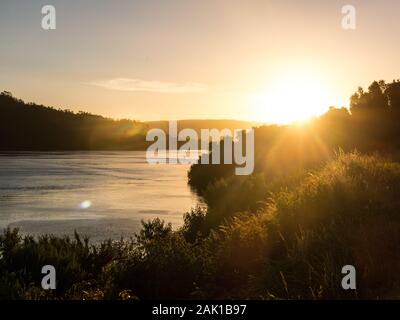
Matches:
[[1, 152, 400, 299]]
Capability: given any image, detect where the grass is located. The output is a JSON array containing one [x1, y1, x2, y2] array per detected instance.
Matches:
[[1, 152, 400, 299]]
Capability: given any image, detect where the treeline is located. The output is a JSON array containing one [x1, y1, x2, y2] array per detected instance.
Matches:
[[189, 80, 400, 215], [146, 119, 260, 135], [0, 91, 149, 150]]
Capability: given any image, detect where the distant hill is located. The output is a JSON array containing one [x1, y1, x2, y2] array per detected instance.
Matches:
[[0, 91, 264, 151], [0, 91, 149, 151], [146, 119, 264, 134]]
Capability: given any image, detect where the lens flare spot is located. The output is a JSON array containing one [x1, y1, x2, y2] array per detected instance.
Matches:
[[79, 200, 92, 209]]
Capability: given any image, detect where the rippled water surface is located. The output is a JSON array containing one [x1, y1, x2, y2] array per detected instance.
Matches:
[[0, 152, 200, 242]]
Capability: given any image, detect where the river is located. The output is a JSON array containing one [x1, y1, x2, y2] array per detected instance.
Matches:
[[0, 151, 200, 242]]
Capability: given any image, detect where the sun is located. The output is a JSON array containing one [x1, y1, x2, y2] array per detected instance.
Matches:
[[249, 72, 342, 125]]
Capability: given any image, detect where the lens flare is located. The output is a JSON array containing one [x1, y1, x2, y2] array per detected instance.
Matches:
[[79, 200, 92, 209]]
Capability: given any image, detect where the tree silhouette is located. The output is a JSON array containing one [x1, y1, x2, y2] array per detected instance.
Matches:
[[0, 91, 149, 150]]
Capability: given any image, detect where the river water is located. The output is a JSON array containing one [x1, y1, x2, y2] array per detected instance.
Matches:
[[0, 151, 200, 242]]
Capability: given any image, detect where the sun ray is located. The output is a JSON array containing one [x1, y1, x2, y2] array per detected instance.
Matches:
[[249, 72, 342, 124]]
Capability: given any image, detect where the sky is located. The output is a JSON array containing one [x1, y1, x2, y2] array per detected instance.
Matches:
[[1, 0, 400, 123]]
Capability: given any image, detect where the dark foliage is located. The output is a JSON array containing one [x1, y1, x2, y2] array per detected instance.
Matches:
[[0, 91, 149, 150]]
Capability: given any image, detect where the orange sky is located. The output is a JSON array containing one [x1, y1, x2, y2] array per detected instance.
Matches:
[[1, 0, 400, 123]]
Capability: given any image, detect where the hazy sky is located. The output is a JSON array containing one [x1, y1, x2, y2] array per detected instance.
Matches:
[[1, 0, 400, 122]]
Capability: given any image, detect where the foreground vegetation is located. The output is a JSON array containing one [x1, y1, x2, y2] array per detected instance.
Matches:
[[1, 152, 400, 299], [2, 80, 400, 299]]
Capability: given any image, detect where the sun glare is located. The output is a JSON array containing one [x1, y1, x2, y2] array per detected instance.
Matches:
[[249, 72, 342, 125]]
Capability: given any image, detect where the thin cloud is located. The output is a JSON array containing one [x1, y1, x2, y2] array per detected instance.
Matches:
[[85, 78, 207, 93]]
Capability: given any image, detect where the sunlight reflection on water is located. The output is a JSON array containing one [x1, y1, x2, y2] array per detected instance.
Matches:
[[0, 151, 202, 242]]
